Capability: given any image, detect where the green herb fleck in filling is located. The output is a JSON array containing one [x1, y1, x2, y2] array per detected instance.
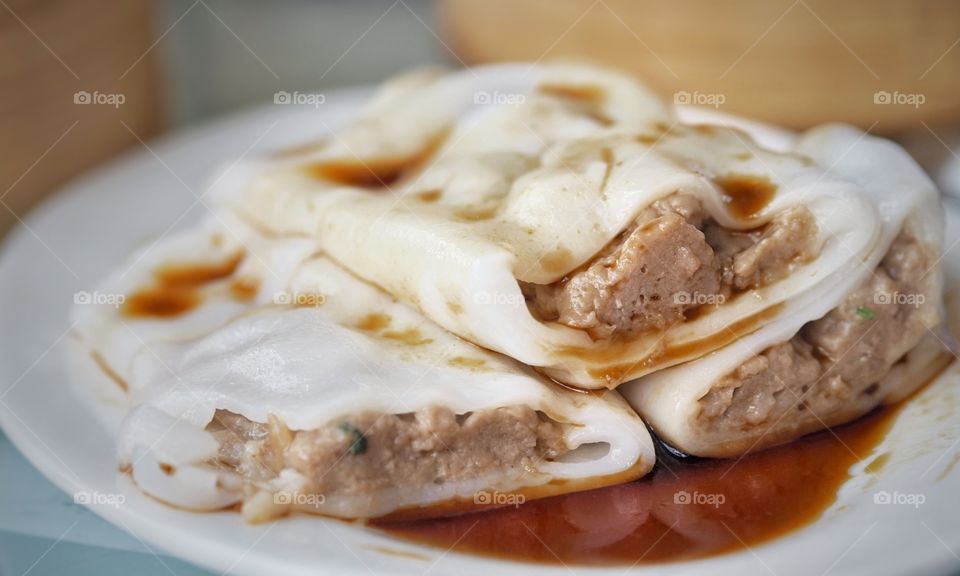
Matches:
[[338, 422, 368, 455]]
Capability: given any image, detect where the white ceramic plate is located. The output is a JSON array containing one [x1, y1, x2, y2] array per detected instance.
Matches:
[[1, 90, 960, 576]]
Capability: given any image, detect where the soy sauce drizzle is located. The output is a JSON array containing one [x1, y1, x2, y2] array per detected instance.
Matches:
[[378, 404, 899, 565], [122, 252, 245, 319], [715, 173, 776, 220]]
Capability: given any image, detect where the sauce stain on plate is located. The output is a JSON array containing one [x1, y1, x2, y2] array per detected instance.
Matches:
[[377, 404, 898, 565]]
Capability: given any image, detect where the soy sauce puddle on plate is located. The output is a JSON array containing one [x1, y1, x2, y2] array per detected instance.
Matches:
[[375, 403, 899, 565]]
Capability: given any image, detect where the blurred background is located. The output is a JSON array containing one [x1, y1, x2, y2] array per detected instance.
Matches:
[[1, 1, 959, 573], [3, 0, 960, 238]]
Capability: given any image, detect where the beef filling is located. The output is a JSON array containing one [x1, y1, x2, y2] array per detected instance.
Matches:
[[524, 193, 818, 339], [206, 405, 568, 507], [697, 229, 938, 434]]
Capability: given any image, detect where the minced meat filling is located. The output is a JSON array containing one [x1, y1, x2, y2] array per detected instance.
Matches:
[[533, 212, 721, 339], [206, 405, 567, 500], [707, 206, 817, 291], [697, 229, 937, 433], [523, 193, 818, 338]]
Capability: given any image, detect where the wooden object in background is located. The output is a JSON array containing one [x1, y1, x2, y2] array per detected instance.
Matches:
[[0, 0, 162, 236], [439, 0, 960, 132]]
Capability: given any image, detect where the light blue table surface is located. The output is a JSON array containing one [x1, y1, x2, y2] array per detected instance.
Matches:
[[0, 432, 212, 576]]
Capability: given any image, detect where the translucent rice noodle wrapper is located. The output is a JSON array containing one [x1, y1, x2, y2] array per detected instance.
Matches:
[[73, 214, 655, 520], [621, 124, 950, 457], [211, 63, 920, 390]]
